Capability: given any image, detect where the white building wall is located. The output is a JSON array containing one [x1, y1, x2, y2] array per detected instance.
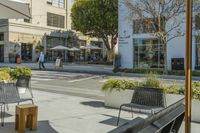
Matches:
[[118, 0, 196, 70], [118, 0, 133, 68]]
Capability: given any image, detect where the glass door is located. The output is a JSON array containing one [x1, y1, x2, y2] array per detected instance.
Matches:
[[0, 45, 4, 62], [21, 43, 32, 62]]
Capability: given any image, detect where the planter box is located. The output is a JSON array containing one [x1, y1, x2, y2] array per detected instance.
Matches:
[[104, 90, 200, 122], [192, 99, 200, 123], [104, 89, 134, 108]]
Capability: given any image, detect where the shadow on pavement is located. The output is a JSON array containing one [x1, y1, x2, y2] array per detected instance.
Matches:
[[80, 101, 105, 108], [0, 120, 59, 133], [99, 114, 129, 127]]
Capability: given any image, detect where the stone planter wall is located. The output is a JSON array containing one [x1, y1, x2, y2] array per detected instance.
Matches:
[[192, 99, 200, 123], [104, 89, 200, 122], [104, 89, 134, 108]]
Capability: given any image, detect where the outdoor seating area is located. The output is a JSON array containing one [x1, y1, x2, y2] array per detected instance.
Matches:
[[0, 89, 199, 133], [0, 76, 34, 127], [117, 87, 166, 126]]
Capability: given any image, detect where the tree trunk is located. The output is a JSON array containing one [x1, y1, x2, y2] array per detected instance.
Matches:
[[106, 49, 114, 63], [163, 43, 168, 73]]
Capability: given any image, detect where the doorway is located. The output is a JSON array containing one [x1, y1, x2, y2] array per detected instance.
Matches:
[[21, 43, 32, 62], [0, 45, 4, 62]]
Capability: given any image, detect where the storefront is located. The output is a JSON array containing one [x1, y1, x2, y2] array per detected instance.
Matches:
[[21, 43, 32, 62], [133, 38, 164, 69], [0, 45, 4, 62], [196, 37, 200, 69], [46, 36, 67, 61]]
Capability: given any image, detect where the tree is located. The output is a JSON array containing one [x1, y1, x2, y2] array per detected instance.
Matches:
[[124, 0, 185, 71], [71, 0, 118, 62]]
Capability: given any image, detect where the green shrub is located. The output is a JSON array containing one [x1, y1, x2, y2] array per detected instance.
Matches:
[[101, 77, 200, 101], [141, 73, 161, 88], [0, 71, 11, 81], [101, 79, 139, 92], [164, 84, 183, 94], [0, 67, 12, 75], [111, 68, 200, 77], [192, 82, 200, 100], [10, 66, 32, 79]]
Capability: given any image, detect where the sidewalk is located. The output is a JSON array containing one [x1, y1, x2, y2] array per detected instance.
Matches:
[[0, 90, 145, 133], [0, 63, 114, 75], [1, 90, 200, 133], [0, 63, 200, 80]]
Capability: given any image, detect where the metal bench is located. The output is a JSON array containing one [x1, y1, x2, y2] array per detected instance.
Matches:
[[117, 87, 166, 125], [109, 98, 185, 133]]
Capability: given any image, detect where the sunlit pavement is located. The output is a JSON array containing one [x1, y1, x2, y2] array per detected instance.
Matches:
[[0, 90, 147, 133]]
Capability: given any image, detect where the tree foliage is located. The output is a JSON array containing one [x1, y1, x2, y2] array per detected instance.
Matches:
[[71, 0, 118, 53]]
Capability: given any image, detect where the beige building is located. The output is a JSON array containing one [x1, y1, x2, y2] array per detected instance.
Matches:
[[0, 0, 105, 63]]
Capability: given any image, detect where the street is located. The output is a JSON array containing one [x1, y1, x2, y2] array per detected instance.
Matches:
[[31, 70, 187, 100]]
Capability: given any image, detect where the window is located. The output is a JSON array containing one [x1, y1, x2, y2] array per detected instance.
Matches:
[[47, 0, 65, 8], [196, 36, 200, 69], [0, 33, 4, 41], [46, 36, 66, 61], [90, 41, 103, 48], [133, 17, 165, 34], [133, 38, 164, 69], [24, 19, 30, 23], [47, 12, 65, 28], [195, 14, 200, 30], [21, 43, 32, 61]]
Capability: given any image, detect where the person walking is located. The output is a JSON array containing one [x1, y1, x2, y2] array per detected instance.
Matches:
[[38, 52, 46, 70]]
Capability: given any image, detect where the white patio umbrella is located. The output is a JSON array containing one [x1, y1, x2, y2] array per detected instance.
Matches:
[[0, 0, 31, 19], [80, 44, 102, 50], [50, 45, 70, 50], [69, 47, 80, 51], [50, 45, 70, 61]]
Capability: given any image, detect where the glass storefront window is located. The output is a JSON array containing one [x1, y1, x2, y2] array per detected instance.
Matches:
[[47, 0, 65, 8], [0, 33, 4, 41], [46, 36, 67, 61], [21, 43, 32, 61], [133, 38, 164, 69], [196, 36, 200, 69]]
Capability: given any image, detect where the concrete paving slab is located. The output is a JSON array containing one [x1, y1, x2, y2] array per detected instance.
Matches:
[[0, 90, 147, 133]]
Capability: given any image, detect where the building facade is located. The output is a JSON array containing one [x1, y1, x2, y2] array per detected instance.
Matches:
[[118, 0, 199, 71], [0, 0, 105, 63]]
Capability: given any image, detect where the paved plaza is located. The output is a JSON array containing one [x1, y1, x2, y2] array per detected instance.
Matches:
[[0, 90, 147, 133], [0, 90, 199, 133], [0, 64, 200, 132]]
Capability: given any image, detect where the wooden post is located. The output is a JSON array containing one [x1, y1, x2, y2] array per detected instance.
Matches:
[[185, 0, 193, 133]]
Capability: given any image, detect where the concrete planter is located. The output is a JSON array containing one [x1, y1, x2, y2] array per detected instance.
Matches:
[[104, 90, 200, 122], [104, 89, 134, 108], [192, 99, 200, 123]]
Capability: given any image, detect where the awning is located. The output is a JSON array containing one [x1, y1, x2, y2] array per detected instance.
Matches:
[[0, 0, 31, 19], [69, 47, 80, 51], [50, 45, 70, 50]]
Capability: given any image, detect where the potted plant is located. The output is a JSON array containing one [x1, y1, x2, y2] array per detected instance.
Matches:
[[102, 79, 139, 108], [10, 67, 32, 93]]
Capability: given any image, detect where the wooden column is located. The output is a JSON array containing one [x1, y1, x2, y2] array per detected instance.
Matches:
[[185, 0, 193, 133]]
